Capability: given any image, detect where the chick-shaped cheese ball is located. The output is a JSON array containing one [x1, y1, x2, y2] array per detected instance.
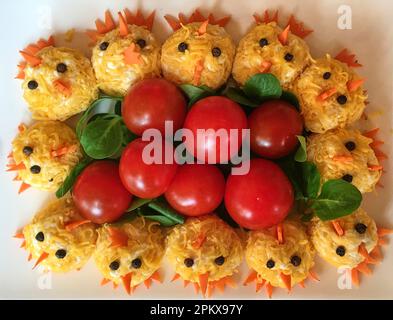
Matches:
[[162, 10, 235, 90], [166, 215, 243, 297], [89, 10, 161, 96], [245, 220, 316, 297], [94, 217, 166, 294], [21, 197, 97, 273], [292, 51, 367, 133], [232, 12, 313, 89], [17, 36, 98, 121], [8, 121, 82, 193], [307, 127, 382, 193]]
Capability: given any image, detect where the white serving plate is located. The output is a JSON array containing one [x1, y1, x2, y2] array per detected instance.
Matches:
[[0, 0, 392, 300]]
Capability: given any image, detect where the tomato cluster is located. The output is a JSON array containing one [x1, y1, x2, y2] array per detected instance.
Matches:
[[73, 78, 302, 229]]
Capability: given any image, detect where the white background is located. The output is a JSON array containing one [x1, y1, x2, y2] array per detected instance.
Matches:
[[0, 0, 392, 299]]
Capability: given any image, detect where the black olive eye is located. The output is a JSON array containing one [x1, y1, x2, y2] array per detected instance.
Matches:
[[345, 141, 356, 151], [337, 95, 348, 105], [266, 259, 275, 269], [184, 258, 194, 268], [342, 174, 353, 183], [355, 223, 367, 234], [178, 42, 188, 52], [55, 249, 67, 259], [323, 72, 331, 80], [136, 39, 146, 49], [284, 53, 294, 62], [131, 258, 142, 269], [290, 255, 302, 266], [23, 146, 33, 156], [99, 42, 109, 51], [214, 256, 225, 266], [109, 260, 120, 271], [56, 63, 67, 73], [212, 47, 221, 57], [49, 178, 54, 182], [28, 80, 38, 90], [336, 246, 346, 257], [30, 165, 41, 174], [259, 38, 269, 47], [35, 232, 44, 242]]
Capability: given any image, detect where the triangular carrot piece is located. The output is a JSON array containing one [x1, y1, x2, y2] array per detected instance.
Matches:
[[278, 25, 291, 46], [53, 79, 72, 97], [171, 273, 180, 282], [197, 20, 209, 36], [183, 280, 190, 288], [356, 262, 372, 275], [256, 280, 266, 292], [95, 19, 108, 34], [265, 282, 273, 299], [144, 278, 152, 289], [150, 270, 162, 283], [199, 273, 209, 297], [287, 15, 313, 38], [260, 61, 272, 73], [347, 79, 365, 92], [19, 51, 42, 66], [33, 252, 49, 269], [335, 49, 362, 67], [308, 270, 320, 281], [264, 10, 279, 23], [164, 15, 182, 31], [6, 162, 26, 171], [101, 278, 111, 286], [351, 268, 360, 286], [124, 43, 143, 65], [108, 227, 129, 248], [18, 182, 31, 194], [14, 232, 25, 239], [377, 228, 393, 237], [145, 11, 155, 31], [193, 282, 200, 294], [276, 223, 284, 244], [279, 273, 292, 292], [118, 12, 129, 37], [134, 9, 144, 26], [105, 10, 116, 31], [121, 272, 133, 295], [243, 270, 257, 285], [332, 220, 345, 236]]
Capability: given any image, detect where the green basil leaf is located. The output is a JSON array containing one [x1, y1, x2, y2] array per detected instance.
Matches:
[[180, 84, 215, 106], [243, 73, 282, 102], [224, 87, 259, 107], [281, 91, 300, 110], [294, 136, 307, 162], [80, 117, 123, 159], [311, 179, 362, 221], [126, 198, 153, 212], [301, 161, 320, 199], [55, 158, 92, 198], [277, 157, 304, 200], [148, 199, 185, 224], [143, 215, 178, 227]]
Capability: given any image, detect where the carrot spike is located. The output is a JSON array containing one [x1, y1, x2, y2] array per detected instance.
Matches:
[[335, 49, 362, 67], [33, 252, 49, 269], [20, 51, 42, 66], [199, 273, 209, 297], [276, 223, 284, 244], [363, 128, 379, 139], [53, 79, 72, 97], [18, 182, 31, 194], [64, 220, 91, 231], [164, 15, 182, 31], [309, 270, 320, 281], [377, 228, 393, 237], [171, 273, 180, 282], [118, 12, 129, 37], [206, 284, 214, 298], [254, 10, 279, 24], [317, 87, 337, 101], [299, 280, 306, 288], [144, 278, 152, 289], [6, 162, 26, 172], [243, 270, 257, 285], [145, 11, 156, 31], [197, 20, 209, 36], [256, 280, 265, 292], [101, 278, 111, 286], [356, 262, 372, 275], [121, 272, 133, 295], [113, 282, 118, 289], [108, 227, 129, 248], [150, 270, 162, 283], [265, 282, 273, 299], [13, 232, 25, 239], [27, 253, 32, 262], [347, 79, 365, 92], [280, 273, 292, 292], [183, 280, 190, 288], [20, 240, 26, 249], [358, 243, 378, 264], [105, 10, 116, 31], [287, 15, 313, 38], [332, 220, 345, 236], [351, 268, 360, 287], [278, 25, 291, 46], [193, 282, 200, 294], [191, 231, 206, 249], [260, 61, 272, 73]]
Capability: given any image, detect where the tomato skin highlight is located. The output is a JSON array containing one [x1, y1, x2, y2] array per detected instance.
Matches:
[[119, 138, 178, 199], [183, 96, 248, 164], [248, 100, 303, 159], [224, 158, 294, 230], [122, 78, 187, 136], [165, 164, 225, 216], [72, 161, 132, 224]]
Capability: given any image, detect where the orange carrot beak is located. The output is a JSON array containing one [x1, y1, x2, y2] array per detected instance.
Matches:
[[192, 60, 204, 86], [121, 272, 133, 295], [108, 227, 129, 248], [33, 252, 49, 269], [260, 61, 272, 73], [198, 272, 209, 297], [358, 243, 378, 264], [317, 87, 337, 102], [53, 79, 72, 97], [279, 272, 292, 292], [124, 43, 143, 65]]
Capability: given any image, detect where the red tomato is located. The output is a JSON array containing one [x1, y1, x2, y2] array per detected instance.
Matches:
[[72, 161, 132, 224], [165, 164, 225, 216], [224, 158, 294, 230], [122, 78, 187, 136], [183, 96, 248, 164], [119, 138, 178, 199], [248, 100, 303, 159]]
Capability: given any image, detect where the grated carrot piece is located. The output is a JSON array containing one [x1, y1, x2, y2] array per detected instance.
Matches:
[[333, 155, 353, 163], [368, 165, 383, 171], [192, 231, 206, 249]]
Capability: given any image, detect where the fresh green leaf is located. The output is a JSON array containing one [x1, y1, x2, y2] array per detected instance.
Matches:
[[126, 198, 153, 212], [294, 136, 307, 162], [311, 179, 362, 221], [277, 157, 304, 200], [281, 91, 300, 109], [143, 215, 179, 227], [148, 199, 185, 224], [224, 87, 259, 107], [114, 100, 122, 115], [301, 213, 314, 222], [180, 84, 215, 106], [243, 73, 282, 102], [301, 161, 320, 199], [55, 158, 92, 198], [80, 116, 123, 159]]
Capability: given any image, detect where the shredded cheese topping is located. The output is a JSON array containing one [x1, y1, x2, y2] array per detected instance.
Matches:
[[161, 22, 235, 89], [23, 197, 97, 272], [307, 127, 381, 193], [22, 47, 98, 121]]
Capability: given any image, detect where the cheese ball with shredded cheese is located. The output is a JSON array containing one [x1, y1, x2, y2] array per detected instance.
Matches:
[[94, 217, 165, 288], [11, 121, 82, 192], [307, 128, 381, 193], [245, 220, 315, 289], [23, 197, 97, 273], [166, 215, 243, 283], [292, 55, 367, 133], [161, 22, 235, 89], [232, 22, 312, 89], [22, 47, 98, 121], [309, 208, 378, 269], [92, 25, 161, 96]]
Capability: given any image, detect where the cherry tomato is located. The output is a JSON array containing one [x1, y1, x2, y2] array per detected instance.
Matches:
[[119, 138, 178, 199], [183, 96, 248, 164], [122, 78, 187, 136], [165, 164, 225, 216], [248, 100, 303, 159], [72, 161, 132, 224], [224, 158, 294, 230]]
